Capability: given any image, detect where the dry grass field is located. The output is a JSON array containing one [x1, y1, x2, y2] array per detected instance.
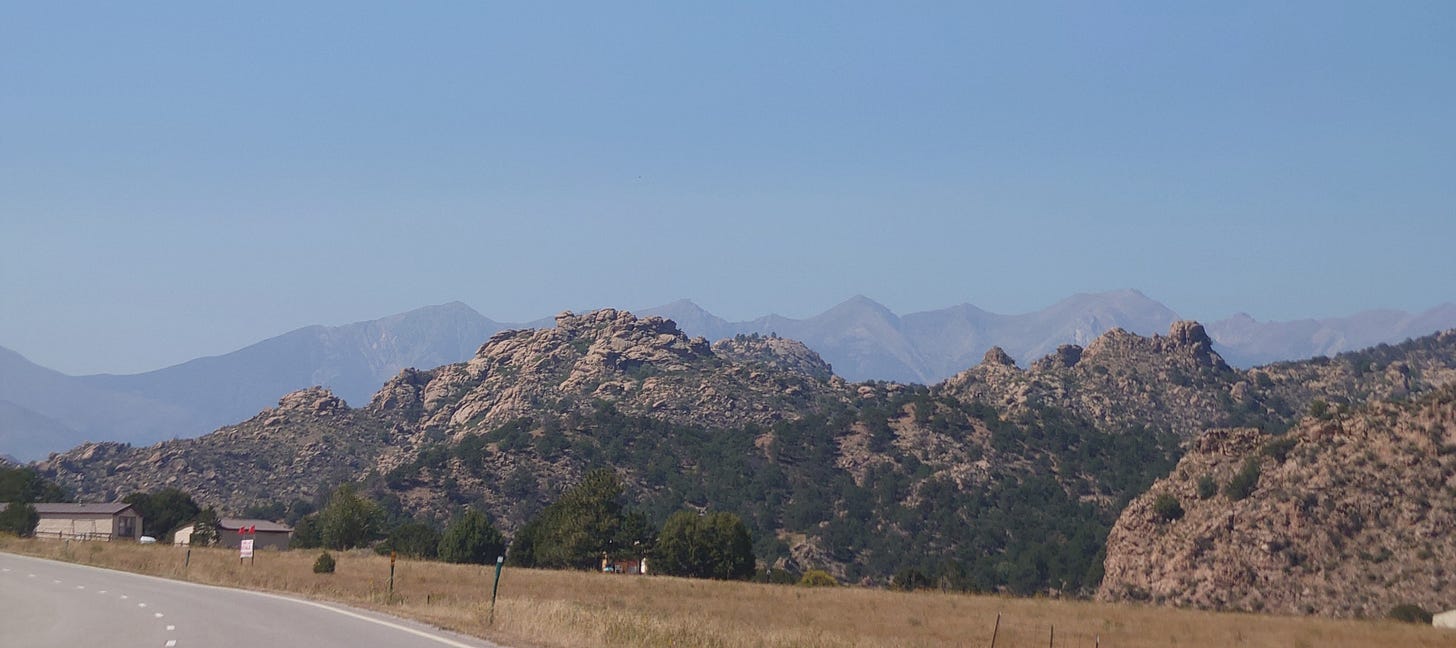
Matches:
[[2, 536, 1450, 647]]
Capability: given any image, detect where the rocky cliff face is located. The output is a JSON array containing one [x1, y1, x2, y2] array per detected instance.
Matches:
[[1099, 385, 1456, 617]]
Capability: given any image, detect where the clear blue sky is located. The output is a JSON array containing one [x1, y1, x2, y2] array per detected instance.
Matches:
[[2, 3, 1453, 375]]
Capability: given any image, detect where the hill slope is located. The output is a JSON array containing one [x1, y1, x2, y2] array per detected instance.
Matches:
[[1100, 385, 1456, 617]]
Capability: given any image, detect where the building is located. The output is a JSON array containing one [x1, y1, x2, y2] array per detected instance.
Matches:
[[1435, 609, 1456, 629], [28, 502, 143, 541], [175, 518, 293, 551]]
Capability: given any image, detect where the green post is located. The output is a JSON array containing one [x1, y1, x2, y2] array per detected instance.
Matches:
[[489, 555, 504, 625]]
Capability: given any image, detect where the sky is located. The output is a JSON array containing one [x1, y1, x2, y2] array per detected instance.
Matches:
[[2, 3, 1453, 376]]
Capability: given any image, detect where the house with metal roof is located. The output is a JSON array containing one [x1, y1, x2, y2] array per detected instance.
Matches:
[[174, 517, 293, 551], [29, 502, 143, 541]]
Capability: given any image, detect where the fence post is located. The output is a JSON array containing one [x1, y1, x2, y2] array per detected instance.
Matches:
[[989, 612, 1000, 648], [489, 555, 504, 626]]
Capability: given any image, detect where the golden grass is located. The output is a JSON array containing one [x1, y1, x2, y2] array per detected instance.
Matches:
[[2, 536, 1450, 647]]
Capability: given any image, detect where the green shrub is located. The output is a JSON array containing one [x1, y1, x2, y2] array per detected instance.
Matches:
[[0, 501, 38, 536], [1388, 603, 1431, 624], [1224, 457, 1261, 501], [799, 569, 838, 587], [1261, 435, 1298, 464], [1152, 493, 1184, 522], [1196, 475, 1217, 500], [313, 551, 336, 574]]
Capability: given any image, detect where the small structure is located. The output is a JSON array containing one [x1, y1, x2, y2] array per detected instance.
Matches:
[[29, 502, 143, 541], [1435, 609, 1456, 629], [600, 554, 649, 575], [174, 518, 292, 550], [172, 523, 198, 546], [216, 518, 293, 551]]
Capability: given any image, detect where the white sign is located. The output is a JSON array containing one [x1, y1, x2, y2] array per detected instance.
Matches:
[[240, 538, 254, 559]]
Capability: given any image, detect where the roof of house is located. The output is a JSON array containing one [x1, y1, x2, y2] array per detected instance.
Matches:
[[33, 502, 137, 516], [218, 518, 293, 533]]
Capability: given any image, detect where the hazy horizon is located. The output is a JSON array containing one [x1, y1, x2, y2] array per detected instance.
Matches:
[[4, 3, 1452, 374]]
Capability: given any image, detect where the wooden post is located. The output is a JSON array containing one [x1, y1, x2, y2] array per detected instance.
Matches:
[[1048, 624, 1053, 648], [989, 612, 1000, 648], [389, 551, 396, 603]]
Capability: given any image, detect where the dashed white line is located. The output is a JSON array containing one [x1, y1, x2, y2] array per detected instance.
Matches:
[[138, 602, 147, 608], [2, 567, 10, 572], [154, 612, 164, 618], [27, 573, 36, 578], [165, 641, 177, 647], [166, 625, 175, 631], [76, 585, 86, 589], [52, 579, 62, 584], [120, 595, 129, 599]]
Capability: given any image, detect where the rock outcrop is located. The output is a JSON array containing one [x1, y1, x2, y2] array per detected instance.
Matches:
[[1100, 385, 1456, 617]]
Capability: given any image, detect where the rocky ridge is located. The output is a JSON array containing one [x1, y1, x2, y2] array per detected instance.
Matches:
[[1099, 384, 1456, 617], [31, 313, 1456, 597]]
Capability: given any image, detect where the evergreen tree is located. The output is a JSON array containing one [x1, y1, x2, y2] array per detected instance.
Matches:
[[123, 488, 201, 537], [654, 510, 755, 580], [190, 507, 220, 546], [509, 469, 636, 569], [437, 510, 506, 565], [382, 522, 442, 559], [318, 484, 384, 550]]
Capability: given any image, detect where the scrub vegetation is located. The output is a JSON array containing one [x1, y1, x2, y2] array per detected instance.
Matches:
[[2, 537, 1450, 648]]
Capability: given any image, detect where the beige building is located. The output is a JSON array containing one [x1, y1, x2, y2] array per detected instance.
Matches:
[[1435, 609, 1456, 629], [31, 503, 142, 541]]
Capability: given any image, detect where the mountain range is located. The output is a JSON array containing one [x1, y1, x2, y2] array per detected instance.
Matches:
[[32, 310, 1456, 606], [2, 290, 1453, 459]]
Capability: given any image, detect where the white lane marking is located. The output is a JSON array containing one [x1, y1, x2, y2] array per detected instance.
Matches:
[[165, 641, 177, 647], [138, 602, 147, 608], [3, 553, 486, 648], [166, 625, 175, 631], [27, 574, 35, 578], [53, 579, 62, 584], [98, 590, 108, 594], [2, 567, 9, 572], [154, 612, 164, 618]]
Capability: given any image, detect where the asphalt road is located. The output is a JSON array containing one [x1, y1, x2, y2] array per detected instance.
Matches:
[[0, 552, 505, 648]]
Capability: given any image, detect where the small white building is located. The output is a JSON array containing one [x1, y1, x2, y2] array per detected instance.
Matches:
[[1434, 609, 1456, 629]]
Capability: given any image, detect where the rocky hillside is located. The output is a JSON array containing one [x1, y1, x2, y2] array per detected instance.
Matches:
[[32, 312, 1456, 595], [940, 323, 1456, 441], [1099, 385, 1456, 617], [37, 388, 396, 506], [40, 311, 846, 514]]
